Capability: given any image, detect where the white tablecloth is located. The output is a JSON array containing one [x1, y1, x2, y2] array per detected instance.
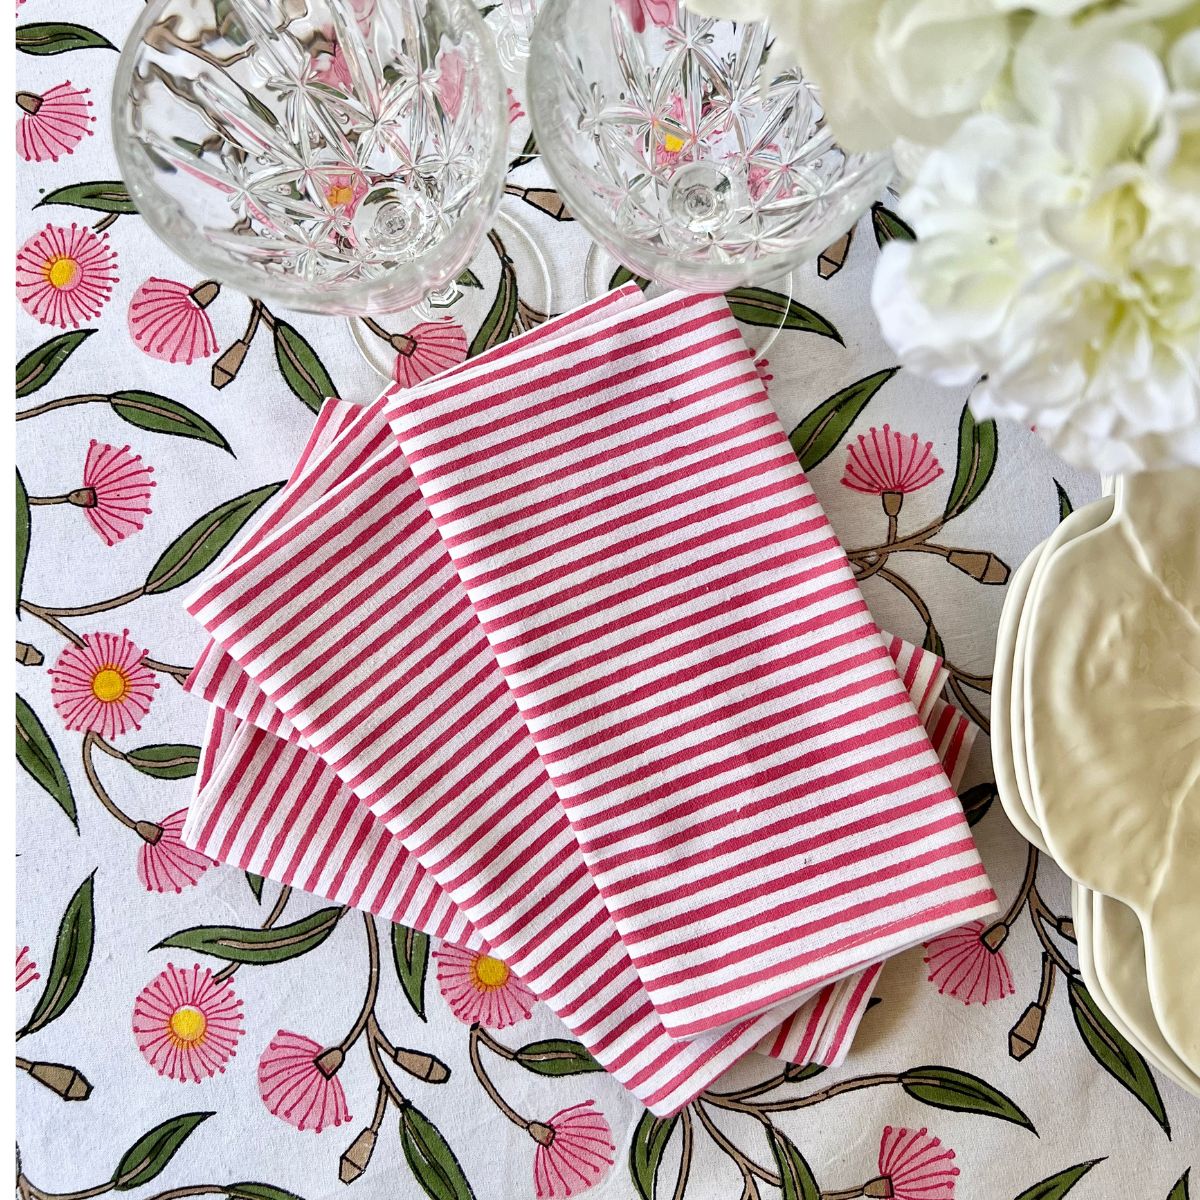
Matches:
[[16, 4, 1198, 1198]]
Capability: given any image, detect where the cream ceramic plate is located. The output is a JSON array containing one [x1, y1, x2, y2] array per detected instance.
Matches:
[[1011, 498, 1116, 835], [1091, 891, 1200, 1094], [1023, 469, 1200, 1077], [991, 541, 1050, 850]]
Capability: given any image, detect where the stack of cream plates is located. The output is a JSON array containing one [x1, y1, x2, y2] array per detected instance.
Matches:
[[992, 468, 1200, 1097]]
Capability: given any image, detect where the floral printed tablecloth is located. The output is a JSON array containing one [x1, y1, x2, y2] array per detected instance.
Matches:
[[14, 5, 1199, 1199]]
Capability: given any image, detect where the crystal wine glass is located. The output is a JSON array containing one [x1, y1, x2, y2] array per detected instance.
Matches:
[[113, 0, 507, 316], [527, 0, 892, 292]]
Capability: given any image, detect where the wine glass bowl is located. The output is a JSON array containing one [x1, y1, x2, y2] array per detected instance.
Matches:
[[527, 0, 892, 292], [113, 0, 507, 316]]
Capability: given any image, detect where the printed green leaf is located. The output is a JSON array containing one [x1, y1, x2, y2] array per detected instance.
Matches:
[[398, 1103, 475, 1200], [1067, 977, 1169, 1135], [629, 1111, 678, 1200], [273, 321, 338, 413], [901, 1065, 1034, 1131], [944, 402, 998, 519], [126, 743, 201, 781], [143, 482, 283, 595], [17, 329, 95, 397], [468, 251, 518, 358], [922, 623, 946, 659], [113, 1113, 213, 1190], [789, 368, 898, 472], [960, 781, 996, 828], [37, 180, 135, 214], [154, 906, 342, 964], [20, 873, 94, 1037], [225, 1184, 305, 1200], [726, 286, 842, 343], [609, 265, 651, 292], [1055, 480, 1073, 523], [16, 696, 76, 828], [1013, 1159, 1104, 1200], [782, 1061, 826, 1083], [871, 202, 915, 247], [512, 1038, 603, 1077], [16, 469, 30, 613], [508, 131, 538, 172], [391, 923, 430, 1020], [110, 391, 231, 453], [17, 22, 115, 54], [456, 268, 482, 289], [767, 1128, 820, 1200], [1168, 1169, 1191, 1200], [246, 872, 265, 903]]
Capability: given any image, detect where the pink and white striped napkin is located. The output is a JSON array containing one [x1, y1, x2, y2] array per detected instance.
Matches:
[[191, 707, 483, 948], [182, 283, 988, 1104], [382, 288, 997, 1038]]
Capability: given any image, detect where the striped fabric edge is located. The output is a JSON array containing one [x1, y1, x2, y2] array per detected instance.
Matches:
[[380, 288, 998, 1037], [925, 698, 977, 791], [757, 652, 966, 1065], [182, 287, 645, 728], [185, 712, 484, 949], [186, 398, 365, 741]]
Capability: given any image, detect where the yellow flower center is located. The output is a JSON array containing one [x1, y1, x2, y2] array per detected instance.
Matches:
[[168, 1006, 207, 1045], [662, 132, 685, 154], [326, 182, 355, 208], [45, 255, 79, 290], [473, 955, 511, 990], [91, 667, 129, 703]]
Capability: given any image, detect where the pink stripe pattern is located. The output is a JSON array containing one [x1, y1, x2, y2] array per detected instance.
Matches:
[[383, 289, 996, 1038], [185, 394, 953, 1075]]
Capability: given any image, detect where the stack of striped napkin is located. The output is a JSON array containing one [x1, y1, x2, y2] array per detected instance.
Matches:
[[181, 286, 994, 1115]]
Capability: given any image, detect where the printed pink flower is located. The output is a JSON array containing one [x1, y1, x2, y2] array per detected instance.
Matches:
[[17, 223, 118, 328], [435, 944, 535, 1028], [314, 168, 367, 217], [754, 357, 773, 390], [616, 0, 675, 33], [128, 278, 220, 365], [81, 441, 155, 546], [16, 83, 95, 162], [138, 809, 215, 894], [652, 95, 689, 168], [49, 630, 158, 739], [842, 424, 943, 496], [392, 318, 469, 388], [258, 1031, 351, 1132], [436, 46, 467, 119], [133, 964, 245, 1082], [923, 919, 1015, 1006], [313, 39, 353, 91], [529, 1101, 616, 1199], [16, 946, 38, 993], [877, 1126, 958, 1200], [507, 87, 525, 125]]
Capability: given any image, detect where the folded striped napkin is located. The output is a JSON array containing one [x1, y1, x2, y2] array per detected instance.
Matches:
[[182, 285, 988, 1099], [188, 395, 947, 1074], [383, 288, 997, 1038]]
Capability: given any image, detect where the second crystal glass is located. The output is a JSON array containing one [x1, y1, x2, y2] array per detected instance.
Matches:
[[113, 0, 507, 316], [527, 0, 893, 292]]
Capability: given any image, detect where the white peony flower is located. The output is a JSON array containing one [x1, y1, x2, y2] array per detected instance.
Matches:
[[873, 37, 1200, 473], [684, 0, 1013, 151]]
